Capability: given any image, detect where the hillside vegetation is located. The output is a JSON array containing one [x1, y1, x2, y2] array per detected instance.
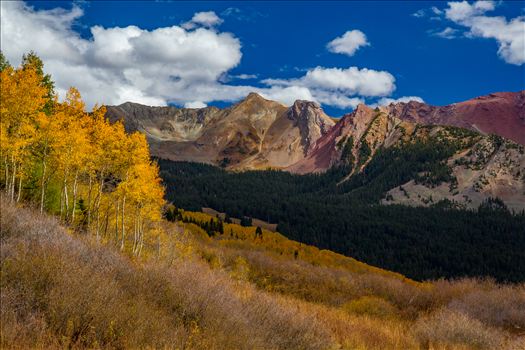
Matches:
[[159, 159, 525, 282], [154, 82, 525, 284], [3, 198, 525, 349]]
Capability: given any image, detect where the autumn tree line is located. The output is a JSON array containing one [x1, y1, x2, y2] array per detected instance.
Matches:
[[0, 52, 164, 255]]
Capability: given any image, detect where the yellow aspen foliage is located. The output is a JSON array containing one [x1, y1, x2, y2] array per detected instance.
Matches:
[[0, 53, 165, 254], [1, 66, 47, 201]]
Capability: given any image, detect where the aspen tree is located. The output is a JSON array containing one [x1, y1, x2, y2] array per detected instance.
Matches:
[[0, 66, 46, 201], [1, 52, 165, 252]]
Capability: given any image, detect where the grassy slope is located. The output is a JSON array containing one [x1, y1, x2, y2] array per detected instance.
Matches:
[[1, 199, 524, 349]]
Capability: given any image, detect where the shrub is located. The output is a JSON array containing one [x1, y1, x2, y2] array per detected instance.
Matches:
[[414, 308, 505, 349], [342, 296, 399, 319], [0, 198, 331, 349], [448, 286, 525, 332]]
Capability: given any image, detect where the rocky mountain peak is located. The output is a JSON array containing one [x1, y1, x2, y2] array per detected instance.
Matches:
[[288, 99, 335, 155], [241, 92, 270, 105], [291, 99, 321, 110], [353, 103, 375, 115], [335, 103, 376, 136], [232, 92, 285, 116], [105, 90, 524, 176]]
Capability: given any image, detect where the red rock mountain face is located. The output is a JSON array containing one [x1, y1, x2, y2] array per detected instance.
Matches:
[[289, 91, 525, 174], [386, 91, 525, 145], [287, 104, 374, 174]]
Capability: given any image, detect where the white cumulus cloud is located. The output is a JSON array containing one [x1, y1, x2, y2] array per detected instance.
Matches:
[[445, 0, 495, 22], [433, 27, 459, 39], [262, 66, 395, 108], [374, 96, 425, 107], [436, 1, 524, 65], [184, 101, 208, 108], [0, 1, 412, 110], [182, 11, 223, 30], [0, 2, 244, 107], [327, 30, 369, 56], [264, 66, 395, 97]]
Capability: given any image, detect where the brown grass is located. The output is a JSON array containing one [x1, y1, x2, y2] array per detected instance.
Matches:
[[414, 308, 506, 349], [0, 199, 329, 349], [2, 199, 524, 349]]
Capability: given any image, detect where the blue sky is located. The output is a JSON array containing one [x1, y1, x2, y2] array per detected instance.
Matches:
[[3, 1, 524, 116]]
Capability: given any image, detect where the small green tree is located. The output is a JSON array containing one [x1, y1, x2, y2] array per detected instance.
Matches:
[[255, 226, 263, 239], [0, 51, 11, 72], [218, 218, 224, 234], [21, 51, 55, 114], [164, 204, 177, 222], [240, 216, 252, 227]]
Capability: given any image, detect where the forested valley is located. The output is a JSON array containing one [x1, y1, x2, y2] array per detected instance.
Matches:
[[159, 155, 525, 282]]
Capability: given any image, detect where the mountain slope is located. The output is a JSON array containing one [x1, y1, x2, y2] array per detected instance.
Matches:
[[289, 103, 525, 210], [385, 91, 525, 145], [2, 197, 523, 350], [159, 158, 525, 281], [106, 91, 524, 168], [107, 91, 525, 210], [106, 93, 334, 169]]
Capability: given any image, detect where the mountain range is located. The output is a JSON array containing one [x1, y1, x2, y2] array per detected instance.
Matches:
[[106, 90, 525, 210], [106, 92, 335, 169]]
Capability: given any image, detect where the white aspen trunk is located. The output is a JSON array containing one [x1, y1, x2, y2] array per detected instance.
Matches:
[[95, 175, 104, 240], [16, 176, 22, 202], [137, 216, 143, 256], [39, 144, 49, 213], [7, 154, 13, 198], [10, 161, 16, 201], [4, 156, 9, 192], [59, 180, 64, 218], [103, 206, 110, 238], [138, 219, 145, 257], [40, 159, 46, 213], [71, 170, 79, 224], [120, 195, 126, 251], [119, 170, 129, 249], [115, 199, 120, 243], [133, 209, 141, 255], [87, 175, 92, 231], [63, 171, 69, 221], [132, 211, 138, 254], [96, 209, 100, 241]]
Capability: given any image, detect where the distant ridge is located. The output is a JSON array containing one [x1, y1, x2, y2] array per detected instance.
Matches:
[[105, 91, 525, 210], [385, 91, 525, 145], [106, 92, 335, 170]]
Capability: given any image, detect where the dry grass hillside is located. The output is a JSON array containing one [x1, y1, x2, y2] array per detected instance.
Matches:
[[2, 198, 525, 350]]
